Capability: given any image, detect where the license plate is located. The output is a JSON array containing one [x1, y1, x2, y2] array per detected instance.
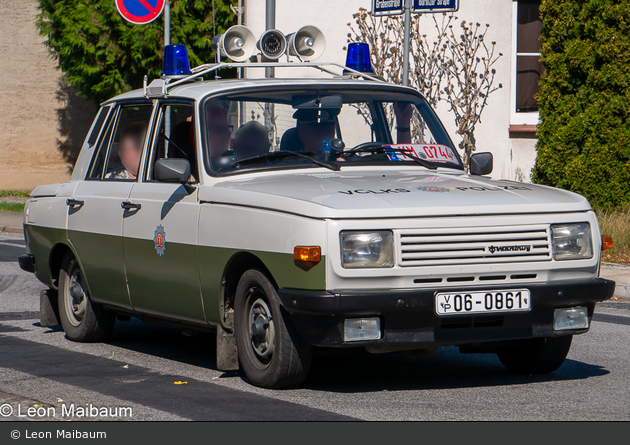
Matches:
[[435, 289, 531, 316]]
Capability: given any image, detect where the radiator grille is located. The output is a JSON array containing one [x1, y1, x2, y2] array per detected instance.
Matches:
[[398, 225, 551, 267]]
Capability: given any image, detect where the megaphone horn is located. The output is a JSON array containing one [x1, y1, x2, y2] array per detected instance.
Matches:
[[287, 26, 326, 61], [257, 29, 287, 60], [212, 25, 256, 62]]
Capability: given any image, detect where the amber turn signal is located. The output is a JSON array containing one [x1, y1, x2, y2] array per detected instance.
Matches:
[[602, 236, 613, 251], [294, 246, 321, 262]]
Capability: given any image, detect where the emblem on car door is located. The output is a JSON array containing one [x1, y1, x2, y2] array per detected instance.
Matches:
[[154, 225, 166, 257]]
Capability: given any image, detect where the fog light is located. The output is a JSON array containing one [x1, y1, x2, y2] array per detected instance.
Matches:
[[344, 318, 381, 342], [553, 307, 589, 331]]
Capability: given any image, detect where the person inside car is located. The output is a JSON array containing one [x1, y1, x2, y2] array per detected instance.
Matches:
[[106, 122, 145, 180], [206, 106, 234, 159], [293, 108, 339, 156], [233, 121, 271, 160]]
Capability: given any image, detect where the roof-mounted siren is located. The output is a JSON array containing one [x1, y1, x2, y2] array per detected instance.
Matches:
[[345, 42, 374, 74], [162, 45, 192, 76], [287, 26, 326, 61], [212, 25, 256, 62], [257, 29, 287, 60]]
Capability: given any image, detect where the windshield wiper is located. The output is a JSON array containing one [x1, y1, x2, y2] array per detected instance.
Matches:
[[234, 150, 340, 171], [337, 144, 438, 170]]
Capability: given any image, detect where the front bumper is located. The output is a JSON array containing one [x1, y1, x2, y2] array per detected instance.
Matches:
[[278, 278, 615, 348]]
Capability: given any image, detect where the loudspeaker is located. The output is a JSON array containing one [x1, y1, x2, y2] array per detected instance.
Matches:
[[212, 25, 256, 62], [257, 29, 287, 60], [287, 26, 326, 61]]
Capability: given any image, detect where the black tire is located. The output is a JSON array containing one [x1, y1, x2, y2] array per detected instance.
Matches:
[[58, 253, 115, 342], [234, 269, 312, 388], [496, 335, 573, 374]]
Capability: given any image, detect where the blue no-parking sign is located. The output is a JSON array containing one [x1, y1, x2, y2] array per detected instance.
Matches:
[[116, 0, 166, 25]]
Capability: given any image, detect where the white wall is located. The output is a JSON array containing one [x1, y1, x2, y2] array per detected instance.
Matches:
[[244, 0, 538, 182]]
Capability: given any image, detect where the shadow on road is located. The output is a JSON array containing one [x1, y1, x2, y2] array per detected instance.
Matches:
[[84, 318, 609, 392]]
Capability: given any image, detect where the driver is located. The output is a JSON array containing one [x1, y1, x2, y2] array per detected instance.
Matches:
[[293, 108, 339, 156]]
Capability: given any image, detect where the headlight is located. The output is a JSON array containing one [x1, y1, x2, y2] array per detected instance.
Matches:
[[340, 231, 394, 268], [551, 223, 593, 260]]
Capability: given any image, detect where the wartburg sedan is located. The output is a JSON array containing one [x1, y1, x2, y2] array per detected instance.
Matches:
[[19, 74, 614, 388]]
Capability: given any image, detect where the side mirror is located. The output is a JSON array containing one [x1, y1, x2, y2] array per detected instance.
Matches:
[[155, 158, 191, 183], [470, 152, 493, 176]]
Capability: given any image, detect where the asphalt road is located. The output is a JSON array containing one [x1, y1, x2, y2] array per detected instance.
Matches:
[[1, 232, 629, 421]]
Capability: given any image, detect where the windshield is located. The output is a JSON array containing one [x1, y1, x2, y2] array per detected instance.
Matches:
[[202, 88, 463, 175]]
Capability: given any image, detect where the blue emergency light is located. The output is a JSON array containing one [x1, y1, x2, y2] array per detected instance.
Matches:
[[345, 42, 373, 73], [162, 44, 192, 76]]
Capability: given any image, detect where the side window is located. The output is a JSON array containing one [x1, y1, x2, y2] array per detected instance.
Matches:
[[87, 104, 154, 181], [86, 107, 116, 179], [147, 103, 196, 181], [87, 107, 109, 148]]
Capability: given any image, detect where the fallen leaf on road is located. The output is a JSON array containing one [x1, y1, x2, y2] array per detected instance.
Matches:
[[33, 404, 43, 409], [121, 364, 129, 369], [56, 398, 64, 403], [173, 381, 188, 385], [212, 377, 219, 380]]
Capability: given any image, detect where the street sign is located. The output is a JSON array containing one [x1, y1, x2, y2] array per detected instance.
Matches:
[[372, 0, 404, 16], [412, 0, 459, 13], [116, 0, 166, 25]]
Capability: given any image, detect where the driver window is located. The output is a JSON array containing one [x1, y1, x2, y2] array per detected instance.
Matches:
[[147, 104, 197, 181]]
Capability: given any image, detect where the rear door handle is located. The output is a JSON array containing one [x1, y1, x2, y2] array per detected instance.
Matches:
[[121, 201, 141, 210], [66, 199, 84, 207]]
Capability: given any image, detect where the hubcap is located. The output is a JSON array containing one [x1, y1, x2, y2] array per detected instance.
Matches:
[[65, 265, 87, 327], [247, 289, 275, 363]]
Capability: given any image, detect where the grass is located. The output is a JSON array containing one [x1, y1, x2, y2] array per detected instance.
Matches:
[[0, 190, 30, 198], [596, 206, 630, 263], [0, 203, 25, 213]]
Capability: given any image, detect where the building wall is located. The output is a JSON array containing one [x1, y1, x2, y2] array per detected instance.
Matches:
[[244, 0, 538, 182], [0, 0, 96, 191]]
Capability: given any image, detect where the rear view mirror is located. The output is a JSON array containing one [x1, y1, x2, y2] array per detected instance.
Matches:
[[292, 94, 343, 109], [470, 152, 493, 176], [155, 158, 191, 183]]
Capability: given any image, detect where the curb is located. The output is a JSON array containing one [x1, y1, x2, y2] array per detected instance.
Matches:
[[0, 226, 23, 235]]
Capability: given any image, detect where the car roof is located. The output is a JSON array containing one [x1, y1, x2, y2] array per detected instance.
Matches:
[[102, 77, 422, 105]]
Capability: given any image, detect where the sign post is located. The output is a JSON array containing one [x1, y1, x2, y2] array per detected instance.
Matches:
[[372, 0, 459, 86]]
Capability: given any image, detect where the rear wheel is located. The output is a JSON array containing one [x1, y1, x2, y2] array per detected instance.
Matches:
[[234, 269, 312, 388], [496, 336, 572, 374], [58, 253, 115, 342]]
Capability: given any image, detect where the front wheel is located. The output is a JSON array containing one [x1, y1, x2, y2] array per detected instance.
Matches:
[[234, 269, 312, 388], [496, 335, 573, 374], [58, 253, 115, 342]]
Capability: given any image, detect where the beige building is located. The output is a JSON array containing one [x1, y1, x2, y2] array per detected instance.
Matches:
[[0, 0, 96, 191]]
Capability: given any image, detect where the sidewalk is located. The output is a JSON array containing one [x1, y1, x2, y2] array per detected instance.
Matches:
[[600, 262, 630, 300], [0, 212, 23, 235]]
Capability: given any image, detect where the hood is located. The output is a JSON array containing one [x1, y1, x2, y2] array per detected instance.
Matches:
[[201, 168, 591, 219]]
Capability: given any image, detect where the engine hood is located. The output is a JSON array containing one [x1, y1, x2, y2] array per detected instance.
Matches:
[[200, 168, 591, 219]]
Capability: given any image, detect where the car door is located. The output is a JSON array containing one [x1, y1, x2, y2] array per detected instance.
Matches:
[[67, 102, 156, 309], [122, 102, 205, 322]]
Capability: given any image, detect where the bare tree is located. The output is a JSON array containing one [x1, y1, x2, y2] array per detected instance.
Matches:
[[347, 8, 503, 167]]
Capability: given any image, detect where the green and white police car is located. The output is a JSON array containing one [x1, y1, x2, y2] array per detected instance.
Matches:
[[19, 31, 615, 388]]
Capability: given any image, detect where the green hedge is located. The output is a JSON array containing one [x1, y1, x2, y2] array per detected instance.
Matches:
[[532, 0, 630, 210], [36, 1, 236, 106]]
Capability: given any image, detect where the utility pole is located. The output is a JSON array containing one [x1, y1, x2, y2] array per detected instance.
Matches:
[[402, 0, 410, 86], [265, 0, 276, 79]]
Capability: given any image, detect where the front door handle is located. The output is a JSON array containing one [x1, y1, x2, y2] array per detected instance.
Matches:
[[121, 201, 142, 211], [66, 199, 84, 207]]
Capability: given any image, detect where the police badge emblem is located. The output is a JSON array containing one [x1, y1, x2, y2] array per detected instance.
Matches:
[[154, 225, 166, 256]]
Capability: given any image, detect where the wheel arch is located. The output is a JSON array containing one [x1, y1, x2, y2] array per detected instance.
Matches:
[[48, 242, 89, 293], [220, 251, 278, 329]]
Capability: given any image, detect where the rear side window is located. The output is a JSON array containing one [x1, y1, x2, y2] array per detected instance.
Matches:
[[87, 107, 109, 148]]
